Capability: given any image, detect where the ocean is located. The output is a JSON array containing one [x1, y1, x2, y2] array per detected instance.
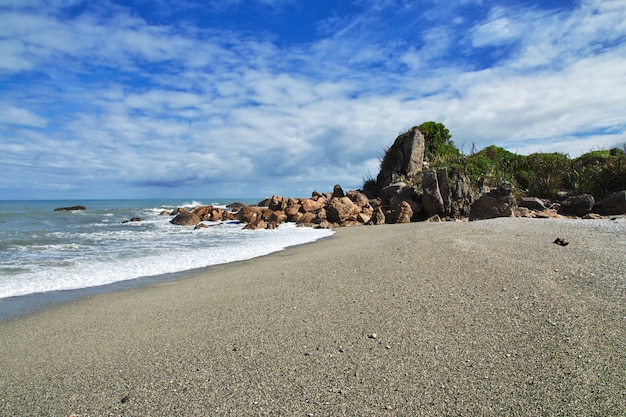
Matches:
[[0, 199, 334, 319]]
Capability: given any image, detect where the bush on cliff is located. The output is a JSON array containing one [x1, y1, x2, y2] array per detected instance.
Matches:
[[418, 121, 460, 162], [367, 122, 626, 201]]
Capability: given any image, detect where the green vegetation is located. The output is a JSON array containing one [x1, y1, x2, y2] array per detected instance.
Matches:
[[367, 122, 626, 200], [418, 121, 459, 162]]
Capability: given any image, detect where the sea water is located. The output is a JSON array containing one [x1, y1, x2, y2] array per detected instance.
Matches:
[[0, 199, 334, 301]]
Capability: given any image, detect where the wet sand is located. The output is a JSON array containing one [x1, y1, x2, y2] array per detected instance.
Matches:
[[1, 218, 625, 416]]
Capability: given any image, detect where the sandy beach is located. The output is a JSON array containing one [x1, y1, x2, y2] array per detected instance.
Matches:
[[1, 218, 625, 416]]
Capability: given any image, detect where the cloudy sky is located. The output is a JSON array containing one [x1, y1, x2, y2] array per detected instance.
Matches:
[[1, 0, 625, 200]]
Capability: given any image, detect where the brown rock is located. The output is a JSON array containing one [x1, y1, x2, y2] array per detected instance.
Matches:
[[469, 182, 515, 220], [300, 198, 325, 213], [264, 210, 287, 224], [237, 206, 263, 223], [285, 204, 302, 220], [357, 211, 372, 224], [268, 195, 288, 211], [243, 219, 266, 230], [332, 184, 345, 198], [346, 190, 370, 207], [513, 207, 535, 218], [315, 219, 333, 229], [210, 208, 223, 221], [534, 208, 565, 219], [192, 205, 212, 221], [326, 197, 359, 224], [222, 210, 237, 221], [170, 211, 201, 226], [425, 214, 442, 222], [367, 207, 386, 225], [296, 212, 316, 227], [395, 201, 413, 223]]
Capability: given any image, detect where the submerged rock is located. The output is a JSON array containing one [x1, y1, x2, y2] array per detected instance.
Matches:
[[54, 205, 86, 211]]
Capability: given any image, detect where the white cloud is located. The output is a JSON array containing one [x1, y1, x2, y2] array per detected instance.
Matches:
[[472, 16, 520, 47], [0, 105, 48, 127], [1, 0, 625, 199]]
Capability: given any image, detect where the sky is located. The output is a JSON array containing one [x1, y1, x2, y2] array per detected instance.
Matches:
[[1, 0, 625, 200]]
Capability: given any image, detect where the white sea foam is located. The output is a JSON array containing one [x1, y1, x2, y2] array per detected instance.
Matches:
[[0, 200, 333, 299]]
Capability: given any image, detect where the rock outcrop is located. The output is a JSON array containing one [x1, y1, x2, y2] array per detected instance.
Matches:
[[422, 168, 473, 220], [469, 182, 516, 220], [593, 191, 626, 215], [54, 205, 87, 211], [170, 211, 201, 226], [559, 193, 595, 216], [376, 127, 426, 189]]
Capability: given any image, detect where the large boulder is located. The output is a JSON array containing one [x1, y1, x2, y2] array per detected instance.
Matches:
[[191, 205, 212, 221], [422, 170, 445, 218], [593, 191, 626, 215], [447, 170, 474, 219], [326, 197, 359, 225], [237, 206, 263, 223], [284, 203, 302, 222], [395, 201, 413, 224], [268, 195, 288, 211], [367, 207, 386, 225], [423, 168, 474, 220], [296, 212, 316, 227], [264, 209, 288, 224], [243, 219, 266, 230], [346, 190, 370, 207], [210, 208, 223, 221], [300, 198, 326, 213], [386, 186, 421, 223], [332, 184, 345, 198], [559, 194, 595, 216], [469, 182, 516, 220], [170, 211, 201, 226], [376, 127, 426, 189]]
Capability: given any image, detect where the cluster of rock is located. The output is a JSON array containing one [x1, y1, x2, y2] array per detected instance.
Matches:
[[166, 186, 376, 230], [165, 182, 626, 230], [514, 190, 626, 219], [163, 126, 624, 229]]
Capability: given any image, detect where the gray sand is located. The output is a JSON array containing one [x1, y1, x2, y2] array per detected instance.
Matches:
[[1, 218, 625, 416]]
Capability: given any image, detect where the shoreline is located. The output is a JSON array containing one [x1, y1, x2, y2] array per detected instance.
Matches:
[[0, 229, 335, 323], [1, 218, 624, 415], [0, 266, 209, 323]]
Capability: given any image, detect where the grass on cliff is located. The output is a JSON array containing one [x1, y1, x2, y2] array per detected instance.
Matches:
[[366, 122, 626, 200]]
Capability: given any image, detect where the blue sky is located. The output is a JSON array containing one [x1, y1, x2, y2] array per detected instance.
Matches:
[[1, 0, 625, 200]]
